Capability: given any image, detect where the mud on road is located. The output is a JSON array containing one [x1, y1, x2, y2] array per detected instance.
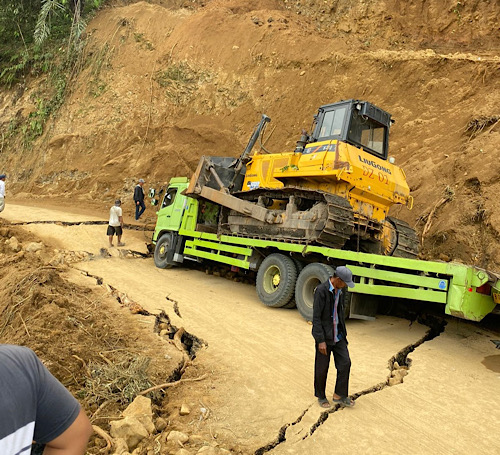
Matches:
[[1, 203, 500, 454]]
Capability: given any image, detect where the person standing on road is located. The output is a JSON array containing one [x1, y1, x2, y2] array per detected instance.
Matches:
[[312, 266, 356, 408], [107, 199, 124, 247], [0, 344, 93, 455], [0, 174, 6, 213], [133, 178, 146, 220]]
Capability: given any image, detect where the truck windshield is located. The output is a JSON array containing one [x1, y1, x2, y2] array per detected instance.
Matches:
[[318, 107, 347, 139], [348, 111, 386, 157], [162, 188, 177, 208]]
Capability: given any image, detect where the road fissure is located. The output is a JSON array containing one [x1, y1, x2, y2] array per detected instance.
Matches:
[[255, 315, 447, 453]]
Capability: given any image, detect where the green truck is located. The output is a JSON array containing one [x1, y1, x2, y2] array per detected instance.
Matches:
[[152, 176, 500, 322]]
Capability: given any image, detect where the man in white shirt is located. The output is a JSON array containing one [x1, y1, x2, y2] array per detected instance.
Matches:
[[0, 174, 6, 213], [107, 199, 124, 247]]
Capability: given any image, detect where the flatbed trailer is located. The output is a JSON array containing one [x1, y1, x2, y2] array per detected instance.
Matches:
[[153, 177, 500, 322]]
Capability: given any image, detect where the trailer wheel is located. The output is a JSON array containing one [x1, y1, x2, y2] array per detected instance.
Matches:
[[295, 263, 335, 321], [256, 253, 297, 308], [282, 259, 305, 309], [154, 232, 176, 269], [293, 258, 305, 275]]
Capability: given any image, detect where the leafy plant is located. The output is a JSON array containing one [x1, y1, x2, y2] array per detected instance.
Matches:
[[34, 0, 66, 45], [133, 32, 155, 51], [452, 1, 462, 22], [154, 61, 211, 105], [21, 98, 51, 146]]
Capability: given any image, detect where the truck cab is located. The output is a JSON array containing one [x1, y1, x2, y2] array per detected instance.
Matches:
[[154, 177, 190, 239], [309, 99, 392, 159]]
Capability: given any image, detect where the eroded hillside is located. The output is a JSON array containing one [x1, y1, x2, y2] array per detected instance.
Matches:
[[0, 0, 499, 268]]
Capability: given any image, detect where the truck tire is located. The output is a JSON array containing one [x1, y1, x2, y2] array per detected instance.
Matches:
[[295, 263, 335, 321], [282, 259, 305, 309], [154, 232, 176, 269], [256, 253, 297, 308]]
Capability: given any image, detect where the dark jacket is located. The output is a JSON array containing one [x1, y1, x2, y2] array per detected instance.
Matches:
[[133, 185, 144, 203], [312, 280, 347, 345]]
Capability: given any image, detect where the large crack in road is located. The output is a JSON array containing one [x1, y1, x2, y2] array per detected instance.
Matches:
[[255, 315, 447, 455], [7, 219, 153, 261], [78, 269, 207, 395], [8, 219, 152, 231]]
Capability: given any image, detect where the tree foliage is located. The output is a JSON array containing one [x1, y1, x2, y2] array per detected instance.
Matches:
[[0, 0, 104, 148], [0, 0, 102, 85]]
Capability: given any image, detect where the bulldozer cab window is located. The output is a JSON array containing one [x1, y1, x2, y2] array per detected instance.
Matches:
[[318, 107, 347, 139], [162, 188, 177, 208], [348, 111, 387, 158]]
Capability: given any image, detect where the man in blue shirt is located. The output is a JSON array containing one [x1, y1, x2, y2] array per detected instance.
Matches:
[[312, 266, 355, 408]]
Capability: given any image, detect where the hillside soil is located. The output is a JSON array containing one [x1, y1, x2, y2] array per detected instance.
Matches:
[[1, 204, 500, 454], [0, 0, 499, 269], [0, 0, 499, 453]]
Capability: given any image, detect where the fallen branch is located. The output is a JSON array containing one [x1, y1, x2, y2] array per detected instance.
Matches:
[[138, 373, 208, 396], [92, 425, 113, 453], [72, 354, 91, 376], [421, 197, 448, 240], [173, 327, 186, 352], [90, 400, 111, 422], [19, 313, 31, 338], [485, 118, 500, 135], [421, 186, 455, 242]]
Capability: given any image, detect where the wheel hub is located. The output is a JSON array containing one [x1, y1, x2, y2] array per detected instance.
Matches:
[[263, 265, 281, 293]]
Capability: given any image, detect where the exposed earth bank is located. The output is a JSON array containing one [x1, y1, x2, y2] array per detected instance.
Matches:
[[0, 0, 499, 269]]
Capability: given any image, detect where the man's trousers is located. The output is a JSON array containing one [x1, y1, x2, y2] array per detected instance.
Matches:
[[314, 338, 351, 400]]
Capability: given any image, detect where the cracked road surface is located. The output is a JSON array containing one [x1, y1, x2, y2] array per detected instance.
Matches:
[[3, 203, 500, 454]]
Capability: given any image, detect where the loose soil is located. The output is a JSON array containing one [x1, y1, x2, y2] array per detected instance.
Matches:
[[0, 1, 499, 453], [1, 204, 500, 454], [0, 0, 499, 268]]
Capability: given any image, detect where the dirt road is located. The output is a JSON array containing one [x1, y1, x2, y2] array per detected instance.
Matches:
[[3, 203, 500, 454]]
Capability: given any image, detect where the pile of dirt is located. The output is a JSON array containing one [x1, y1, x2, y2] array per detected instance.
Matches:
[[0, 0, 499, 268], [0, 222, 241, 454]]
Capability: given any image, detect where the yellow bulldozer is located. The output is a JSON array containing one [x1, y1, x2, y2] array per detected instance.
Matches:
[[186, 99, 419, 258]]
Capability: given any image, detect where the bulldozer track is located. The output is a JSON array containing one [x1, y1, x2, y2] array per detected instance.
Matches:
[[219, 188, 354, 249], [319, 193, 355, 248], [387, 217, 420, 258], [217, 187, 419, 258]]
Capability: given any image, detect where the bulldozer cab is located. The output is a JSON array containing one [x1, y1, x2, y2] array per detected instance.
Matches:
[[311, 100, 392, 159]]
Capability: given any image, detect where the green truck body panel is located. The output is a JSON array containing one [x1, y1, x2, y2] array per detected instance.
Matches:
[[153, 180, 499, 322]]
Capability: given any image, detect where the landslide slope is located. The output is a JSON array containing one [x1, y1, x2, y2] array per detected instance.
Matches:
[[0, 0, 499, 268]]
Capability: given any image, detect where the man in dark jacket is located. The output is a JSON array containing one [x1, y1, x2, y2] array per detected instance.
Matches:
[[134, 178, 146, 220], [312, 266, 355, 408]]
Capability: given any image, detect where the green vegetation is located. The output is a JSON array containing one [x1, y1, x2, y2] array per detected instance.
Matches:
[[133, 32, 155, 51], [154, 61, 211, 105], [88, 42, 111, 98], [0, 0, 108, 146], [452, 1, 463, 22]]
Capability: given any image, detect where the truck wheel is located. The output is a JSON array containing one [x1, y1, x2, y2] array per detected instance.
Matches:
[[256, 253, 297, 308], [282, 259, 305, 309], [295, 263, 335, 321], [154, 233, 176, 269]]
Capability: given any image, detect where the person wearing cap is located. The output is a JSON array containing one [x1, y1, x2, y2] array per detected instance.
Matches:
[[107, 200, 124, 247], [0, 174, 6, 213], [312, 265, 356, 408], [133, 178, 146, 220]]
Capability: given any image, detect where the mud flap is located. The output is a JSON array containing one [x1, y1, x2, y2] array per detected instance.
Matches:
[[347, 293, 377, 321]]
